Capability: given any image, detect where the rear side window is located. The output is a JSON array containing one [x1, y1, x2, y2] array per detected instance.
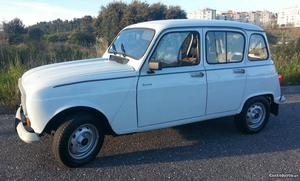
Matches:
[[206, 31, 245, 64], [248, 34, 269, 61]]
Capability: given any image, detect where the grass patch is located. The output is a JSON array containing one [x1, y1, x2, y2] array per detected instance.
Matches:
[[271, 43, 300, 85], [0, 63, 25, 111]]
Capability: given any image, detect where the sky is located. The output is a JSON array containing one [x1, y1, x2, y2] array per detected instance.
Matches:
[[0, 0, 300, 26]]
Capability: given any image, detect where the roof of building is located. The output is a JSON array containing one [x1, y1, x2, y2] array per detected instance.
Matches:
[[126, 19, 264, 32]]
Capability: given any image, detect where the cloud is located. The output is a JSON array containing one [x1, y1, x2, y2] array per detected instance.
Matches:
[[0, 1, 90, 26]]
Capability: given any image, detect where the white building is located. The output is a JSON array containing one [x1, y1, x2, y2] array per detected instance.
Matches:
[[278, 6, 300, 27], [188, 8, 216, 20], [189, 7, 277, 27], [260, 11, 277, 27]]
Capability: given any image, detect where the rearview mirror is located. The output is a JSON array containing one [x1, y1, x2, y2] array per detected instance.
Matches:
[[148, 61, 161, 71]]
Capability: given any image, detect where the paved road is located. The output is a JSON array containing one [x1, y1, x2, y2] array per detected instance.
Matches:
[[0, 95, 300, 180]]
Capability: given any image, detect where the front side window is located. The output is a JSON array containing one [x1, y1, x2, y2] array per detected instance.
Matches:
[[206, 31, 245, 64], [248, 34, 269, 60], [108, 28, 155, 59], [150, 31, 200, 68]]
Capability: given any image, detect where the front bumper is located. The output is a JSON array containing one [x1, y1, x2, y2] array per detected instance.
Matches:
[[15, 107, 40, 143]]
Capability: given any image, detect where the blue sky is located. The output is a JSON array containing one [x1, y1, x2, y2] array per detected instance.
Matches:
[[1, 0, 300, 25]]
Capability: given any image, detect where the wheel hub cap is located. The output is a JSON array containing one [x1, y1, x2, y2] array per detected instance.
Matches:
[[68, 124, 99, 159], [246, 103, 266, 129]]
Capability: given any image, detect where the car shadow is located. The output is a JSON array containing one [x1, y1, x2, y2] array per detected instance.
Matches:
[[85, 102, 300, 168]]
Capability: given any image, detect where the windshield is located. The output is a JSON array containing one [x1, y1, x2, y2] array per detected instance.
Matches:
[[108, 28, 155, 60]]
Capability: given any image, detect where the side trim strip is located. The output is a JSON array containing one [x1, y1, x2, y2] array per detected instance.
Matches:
[[53, 75, 137, 88], [140, 63, 273, 77], [205, 63, 273, 71]]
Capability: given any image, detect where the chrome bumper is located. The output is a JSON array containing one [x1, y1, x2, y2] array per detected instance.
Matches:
[[15, 107, 40, 143], [274, 95, 287, 104]]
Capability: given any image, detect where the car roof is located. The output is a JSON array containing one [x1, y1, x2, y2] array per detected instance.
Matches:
[[125, 19, 264, 32]]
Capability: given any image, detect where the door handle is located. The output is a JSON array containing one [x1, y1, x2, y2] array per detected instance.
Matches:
[[142, 83, 152, 86], [233, 68, 245, 74], [190, 71, 204, 78]]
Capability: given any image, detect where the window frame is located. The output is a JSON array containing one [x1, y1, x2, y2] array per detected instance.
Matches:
[[205, 30, 246, 65], [248, 33, 270, 61], [149, 30, 201, 69], [108, 28, 156, 60]]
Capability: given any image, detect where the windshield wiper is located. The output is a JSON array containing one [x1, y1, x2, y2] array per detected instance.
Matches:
[[110, 42, 128, 58], [121, 43, 127, 57], [111, 43, 117, 55]]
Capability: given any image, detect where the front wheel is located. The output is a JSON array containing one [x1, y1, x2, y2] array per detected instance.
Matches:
[[235, 96, 270, 134], [52, 113, 104, 167]]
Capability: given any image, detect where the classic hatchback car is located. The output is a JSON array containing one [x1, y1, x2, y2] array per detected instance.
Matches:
[[15, 20, 285, 167]]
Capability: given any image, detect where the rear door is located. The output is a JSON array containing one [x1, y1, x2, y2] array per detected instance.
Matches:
[[204, 28, 247, 114], [137, 29, 207, 127]]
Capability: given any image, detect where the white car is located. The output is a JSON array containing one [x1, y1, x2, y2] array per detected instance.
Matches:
[[15, 20, 286, 167]]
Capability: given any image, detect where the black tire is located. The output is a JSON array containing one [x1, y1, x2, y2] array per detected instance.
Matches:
[[235, 96, 270, 134], [52, 113, 104, 167]]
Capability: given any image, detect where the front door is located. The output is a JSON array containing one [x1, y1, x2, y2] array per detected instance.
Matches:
[[137, 30, 207, 127]]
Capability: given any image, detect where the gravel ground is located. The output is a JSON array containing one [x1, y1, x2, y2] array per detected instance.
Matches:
[[0, 94, 299, 180]]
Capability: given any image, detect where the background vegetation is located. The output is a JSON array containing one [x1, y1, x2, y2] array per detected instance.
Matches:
[[0, 1, 299, 112]]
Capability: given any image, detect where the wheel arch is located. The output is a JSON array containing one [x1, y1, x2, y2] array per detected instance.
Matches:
[[240, 93, 277, 115], [43, 106, 116, 135]]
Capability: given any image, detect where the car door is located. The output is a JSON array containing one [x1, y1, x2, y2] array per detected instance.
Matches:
[[204, 29, 247, 115], [137, 29, 207, 127]]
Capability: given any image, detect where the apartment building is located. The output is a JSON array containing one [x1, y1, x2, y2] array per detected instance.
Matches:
[[261, 11, 276, 26], [278, 6, 300, 27], [188, 8, 278, 27], [188, 8, 216, 20]]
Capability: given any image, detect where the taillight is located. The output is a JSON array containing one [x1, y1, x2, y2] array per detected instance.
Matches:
[[278, 74, 283, 83]]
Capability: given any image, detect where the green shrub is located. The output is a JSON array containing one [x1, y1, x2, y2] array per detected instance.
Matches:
[[45, 33, 69, 43], [271, 40, 300, 85], [69, 31, 96, 47], [0, 63, 25, 111]]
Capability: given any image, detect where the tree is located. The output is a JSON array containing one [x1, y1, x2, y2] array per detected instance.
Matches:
[[94, 2, 127, 43], [3, 18, 26, 35], [28, 28, 44, 41], [166, 6, 187, 19], [79, 15, 95, 33], [148, 3, 167, 20], [94, 1, 187, 44], [3, 18, 27, 44], [121, 1, 149, 26]]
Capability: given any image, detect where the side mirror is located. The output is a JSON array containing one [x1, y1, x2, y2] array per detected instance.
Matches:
[[148, 61, 161, 72]]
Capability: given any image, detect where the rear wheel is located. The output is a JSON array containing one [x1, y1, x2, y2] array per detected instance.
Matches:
[[52, 113, 104, 167], [235, 96, 270, 133]]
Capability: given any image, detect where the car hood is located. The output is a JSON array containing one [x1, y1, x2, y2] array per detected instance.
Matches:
[[21, 58, 136, 89]]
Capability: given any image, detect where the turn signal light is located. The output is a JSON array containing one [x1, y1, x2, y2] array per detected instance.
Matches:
[[26, 118, 31, 127]]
